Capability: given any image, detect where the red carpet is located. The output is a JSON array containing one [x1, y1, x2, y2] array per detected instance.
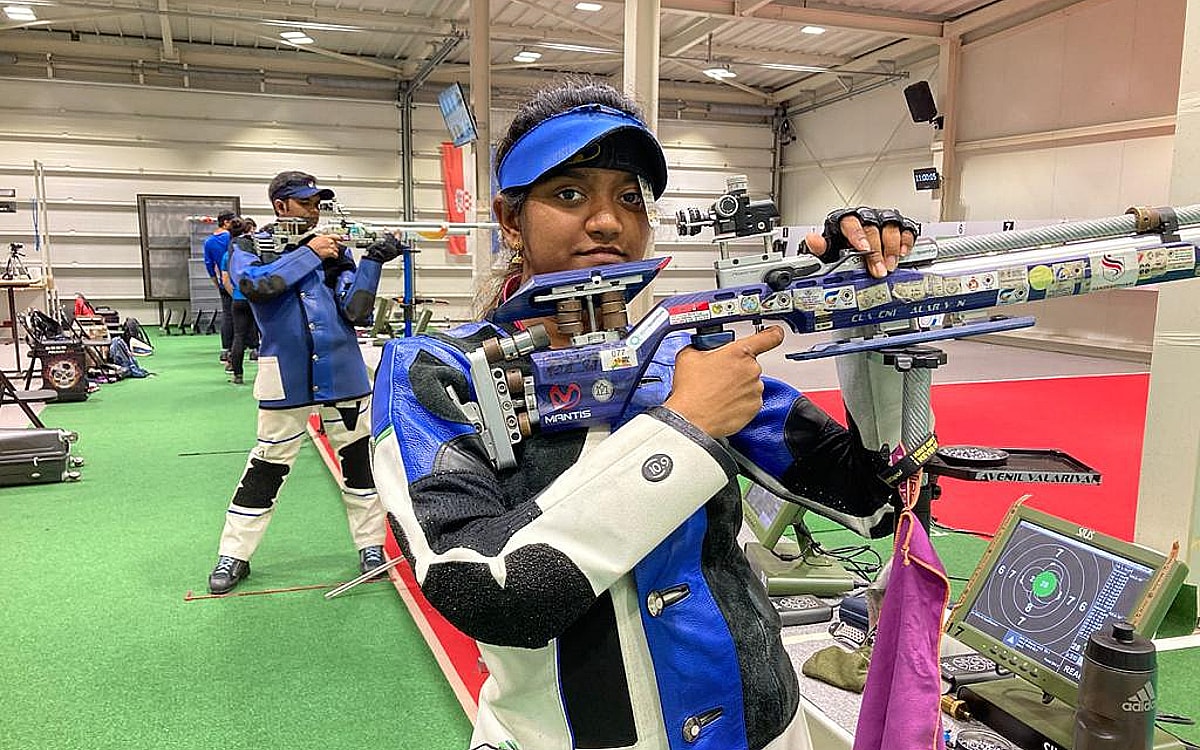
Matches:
[[807, 373, 1150, 541], [312, 373, 1152, 715]]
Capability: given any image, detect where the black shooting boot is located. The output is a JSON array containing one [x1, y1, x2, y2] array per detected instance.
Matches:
[[358, 545, 387, 578], [208, 555, 250, 594]]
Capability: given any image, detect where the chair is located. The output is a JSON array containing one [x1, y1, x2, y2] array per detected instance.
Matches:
[[0, 367, 56, 429]]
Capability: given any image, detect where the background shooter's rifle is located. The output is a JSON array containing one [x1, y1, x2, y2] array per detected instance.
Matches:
[[452, 182, 1200, 470], [258, 201, 499, 336]]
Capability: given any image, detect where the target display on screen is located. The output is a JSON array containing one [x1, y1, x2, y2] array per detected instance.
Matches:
[[960, 520, 1155, 683]]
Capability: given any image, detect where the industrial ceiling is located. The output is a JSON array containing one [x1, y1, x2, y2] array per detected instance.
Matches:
[[0, 0, 1090, 112]]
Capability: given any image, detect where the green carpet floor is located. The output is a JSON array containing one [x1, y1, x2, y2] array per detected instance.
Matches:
[[0, 334, 471, 750]]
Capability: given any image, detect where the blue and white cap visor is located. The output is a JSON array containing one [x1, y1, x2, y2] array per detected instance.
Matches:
[[496, 104, 668, 198]]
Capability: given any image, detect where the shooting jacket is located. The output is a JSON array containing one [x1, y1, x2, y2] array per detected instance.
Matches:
[[230, 229, 382, 409], [371, 322, 899, 750]]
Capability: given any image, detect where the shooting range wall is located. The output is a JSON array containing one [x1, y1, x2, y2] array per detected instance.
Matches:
[[0, 78, 776, 326], [781, 0, 1185, 362], [0, 79, 411, 323]]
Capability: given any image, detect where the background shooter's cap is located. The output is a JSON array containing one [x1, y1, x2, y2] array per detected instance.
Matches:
[[496, 105, 668, 199], [268, 171, 336, 202]]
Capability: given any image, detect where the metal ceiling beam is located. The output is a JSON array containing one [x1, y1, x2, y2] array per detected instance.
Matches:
[[507, 0, 622, 44], [661, 16, 728, 57], [660, 0, 944, 39], [770, 37, 936, 105], [156, 0, 176, 61]]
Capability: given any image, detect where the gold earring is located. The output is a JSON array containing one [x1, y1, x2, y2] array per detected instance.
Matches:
[[510, 238, 523, 265]]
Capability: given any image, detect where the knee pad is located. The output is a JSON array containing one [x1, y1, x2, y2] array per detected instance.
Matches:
[[232, 458, 290, 509], [338, 436, 374, 489]]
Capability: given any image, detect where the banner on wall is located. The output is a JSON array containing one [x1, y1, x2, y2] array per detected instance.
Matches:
[[440, 142, 470, 256]]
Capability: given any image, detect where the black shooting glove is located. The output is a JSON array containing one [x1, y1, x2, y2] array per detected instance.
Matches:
[[365, 234, 409, 263], [821, 207, 921, 259]]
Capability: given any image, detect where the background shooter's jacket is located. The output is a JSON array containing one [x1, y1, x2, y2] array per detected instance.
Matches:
[[230, 226, 383, 409], [371, 323, 902, 750]]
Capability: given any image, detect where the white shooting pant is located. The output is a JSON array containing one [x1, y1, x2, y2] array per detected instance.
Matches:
[[217, 398, 385, 561]]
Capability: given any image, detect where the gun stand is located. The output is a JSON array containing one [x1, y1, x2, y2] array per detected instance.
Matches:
[[743, 517, 858, 596], [3, 243, 29, 281], [877, 344, 947, 532]]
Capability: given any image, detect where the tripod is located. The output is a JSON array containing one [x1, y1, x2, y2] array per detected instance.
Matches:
[[3, 243, 29, 281]]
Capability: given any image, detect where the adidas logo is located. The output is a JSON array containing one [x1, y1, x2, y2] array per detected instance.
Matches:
[[1121, 681, 1156, 712]]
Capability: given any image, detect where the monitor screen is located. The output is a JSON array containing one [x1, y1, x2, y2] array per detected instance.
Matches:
[[946, 504, 1187, 706], [438, 83, 478, 147], [742, 483, 804, 550], [959, 519, 1155, 684]]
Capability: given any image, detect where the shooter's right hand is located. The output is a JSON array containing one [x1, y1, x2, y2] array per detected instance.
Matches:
[[305, 234, 342, 260], [664, 326, 785, 438]]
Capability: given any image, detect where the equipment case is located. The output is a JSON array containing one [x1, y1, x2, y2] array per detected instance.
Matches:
[[0, 428, 82, 486]]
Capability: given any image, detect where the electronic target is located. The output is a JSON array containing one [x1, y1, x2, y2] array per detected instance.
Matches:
[[959, 520, 1155, 684]]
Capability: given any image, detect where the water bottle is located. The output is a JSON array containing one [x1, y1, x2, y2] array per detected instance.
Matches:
[[1073, 621, 1157, 750]]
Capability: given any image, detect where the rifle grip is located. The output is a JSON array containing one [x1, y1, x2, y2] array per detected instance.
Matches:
[[692, 325, 734, 350]]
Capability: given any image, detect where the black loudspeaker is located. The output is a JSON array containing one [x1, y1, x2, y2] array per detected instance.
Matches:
[[904, 81, 939, 123]]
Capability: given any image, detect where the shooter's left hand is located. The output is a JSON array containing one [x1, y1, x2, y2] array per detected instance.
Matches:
[[804, 207, 920, 279]]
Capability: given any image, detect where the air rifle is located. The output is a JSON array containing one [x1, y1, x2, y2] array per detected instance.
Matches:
[[260, 200, 498, 255], [460, 186, 1200, 470]]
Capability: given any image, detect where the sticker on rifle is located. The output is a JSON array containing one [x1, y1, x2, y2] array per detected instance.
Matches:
[[1138, 248, 1169, 280], [739, 294, 762, 314], [997, 287, 1029, 305], [814, 316, 833, 331], [600, 347, 638, 371], [1028, 265, 1054, 291], [1167, 246, 1196, 273], [856, 282, 892, 310], [1053, 260, 1085, 282], [667, 301, 710, 325], [890, 279, 926, 302], [924, 274, 946, 298], [1046, 280, 1078, 298], [591, 379, 614, 402], [998, 266, 1028, 287], [760, 292, 793, 313], [793, 287, 824, 312], [709, 299, 739, 318], [941, 276, 963, 296], [822, 285, 857, 311], [1089, 250, 1138, 290]]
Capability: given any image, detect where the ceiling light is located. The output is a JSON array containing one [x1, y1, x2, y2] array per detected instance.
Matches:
[[290, 36, 314, 44], [760, 63, 828, 73], [537, 42, 614, 55], [513, 49, 542, 62], [575, 2, 603, 10], [4, 5, 36, 20], [801, 25, 826, 34], [702, 66, 737, 80], [280, 31, 308, 39]]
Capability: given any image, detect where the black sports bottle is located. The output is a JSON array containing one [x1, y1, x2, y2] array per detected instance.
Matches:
[[1073, 621, 1157, 750]]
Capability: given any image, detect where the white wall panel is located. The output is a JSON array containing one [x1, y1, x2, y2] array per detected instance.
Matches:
[[0, 76, 780, 328], [779, 0, 1185, 358], [781, 59, 941, 224], [0, 77, 486, 323]]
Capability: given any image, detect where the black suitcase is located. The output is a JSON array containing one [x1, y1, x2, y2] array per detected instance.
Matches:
[[0, 428, 83, 487]]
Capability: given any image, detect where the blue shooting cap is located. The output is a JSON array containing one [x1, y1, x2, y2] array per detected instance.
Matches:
[[496, 104, 668, 199], [268, 170, 336, 202]]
